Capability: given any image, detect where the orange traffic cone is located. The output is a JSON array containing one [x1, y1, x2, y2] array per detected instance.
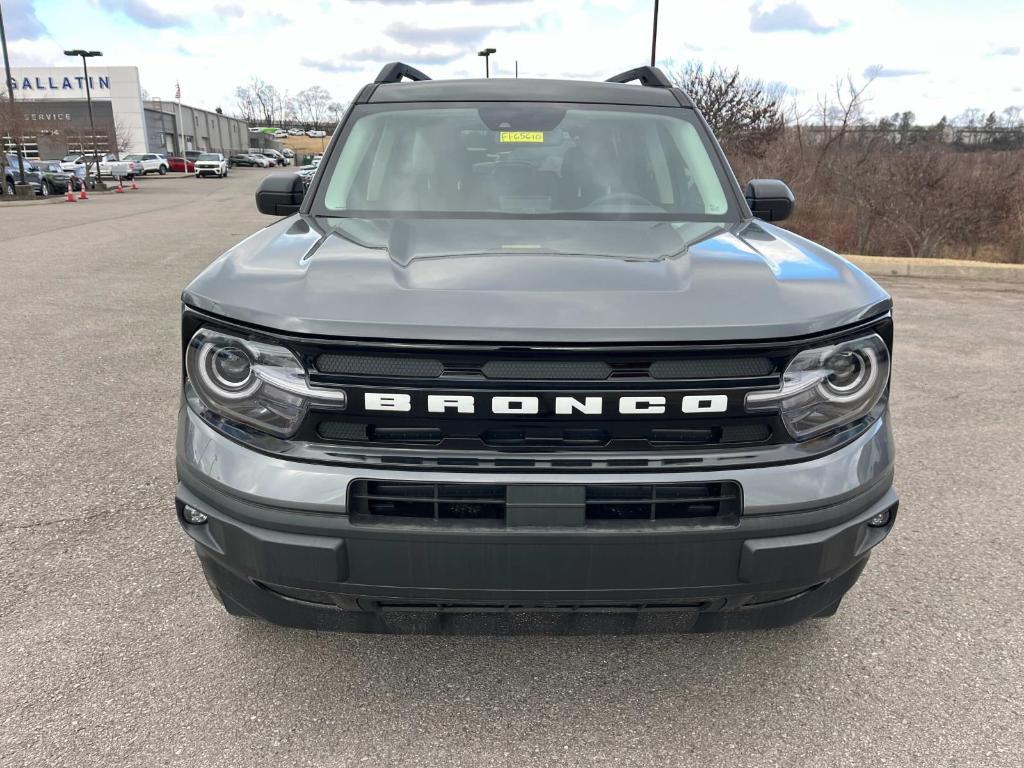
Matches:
[[129, 177, 139, 191], [65, 181, 76, 202], [115, 178, 124, 193], [78, 181, 88, 200]]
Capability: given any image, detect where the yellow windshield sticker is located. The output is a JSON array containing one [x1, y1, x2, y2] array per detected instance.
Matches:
[[499, 131, 544, 143]]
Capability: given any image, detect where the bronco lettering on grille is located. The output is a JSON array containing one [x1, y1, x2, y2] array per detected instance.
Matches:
[[363, 393, 729, 415]]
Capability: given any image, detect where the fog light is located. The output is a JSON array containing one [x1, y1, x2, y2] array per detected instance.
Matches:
[[867, 507, 893, 528], [182, 504, 208, 525]]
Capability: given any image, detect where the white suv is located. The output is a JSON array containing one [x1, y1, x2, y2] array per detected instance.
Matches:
[[124, 153, 169, 175], [194, 153, 228, 178]]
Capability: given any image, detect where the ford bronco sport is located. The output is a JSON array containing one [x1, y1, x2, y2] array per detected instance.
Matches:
[[176, 64, 897, 633]]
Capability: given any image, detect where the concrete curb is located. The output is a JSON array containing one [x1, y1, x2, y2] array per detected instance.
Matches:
[[845, 254, 1024, 284]]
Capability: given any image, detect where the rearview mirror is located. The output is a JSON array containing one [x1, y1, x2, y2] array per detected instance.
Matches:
[[745, 179, 794, 223], [256, 172, 305, 216]]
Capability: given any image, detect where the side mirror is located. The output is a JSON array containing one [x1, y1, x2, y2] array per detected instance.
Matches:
[[256, 172, 305, 216], [745, 179, 794, 223]]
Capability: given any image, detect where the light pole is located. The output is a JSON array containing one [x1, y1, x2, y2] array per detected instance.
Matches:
[[478, 47, 496, 78], [0, 1, 28, 191], [64, 49, 102, 185], [651, 0, 660, 67]]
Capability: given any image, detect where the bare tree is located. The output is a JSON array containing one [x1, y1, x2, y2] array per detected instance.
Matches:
[[0, 90, 31, 193], [234, 78, 285, 125], [665, 61, 784, 158], [292, 86, 333, 131], [328, 101, 347, 125], [109, 118, 135, 156], [234, 85, 258, 123]]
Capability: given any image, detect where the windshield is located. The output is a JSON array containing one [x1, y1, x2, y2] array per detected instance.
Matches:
[[123, 154, 143, 161], [198, 153, 220, 161], [61, 154, 80, 162], [317, 103, 736, 220]]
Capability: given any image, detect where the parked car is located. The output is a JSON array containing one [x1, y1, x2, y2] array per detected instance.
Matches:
[[306, 129, 327, 138], [37, 160, 83, 194], [287, 128, 304, 136], [167, 156, 196, 173], [194, 152, 228, 177], [178, 62, 898, 632], [248, 127, 261, 134], [296, 164, 317, 187], [273, 130, 288, 139], [228, 154, 265, 168], [248, 149, 278, 166], [123, 153, 169, 175], [88, 154, 136, 180], [258, 148, 290, 166], [281, 147, 295, 159], [59, 153, 88, 173], [3, 154, 44, 196]]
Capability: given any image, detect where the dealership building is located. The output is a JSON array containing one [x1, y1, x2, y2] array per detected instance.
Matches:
[[4, 66, 249, 159]]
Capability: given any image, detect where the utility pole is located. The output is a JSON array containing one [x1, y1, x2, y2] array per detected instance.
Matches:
[[64, 49, 103, 184], [0, 2, 28, 190], [651, 0, 660, 67], [478, 48, 496, 78]]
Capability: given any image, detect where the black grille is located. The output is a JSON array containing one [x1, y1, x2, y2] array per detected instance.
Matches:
[[319, 420, 771, 449], [305, 342, 783, 460], [482, 360, 613, 380], [314, 351, 775, 381], [650, 357, 774, 379], [318, 422, 368, 441], [316, 354, 444, 378], [348, 480, 741, 525]]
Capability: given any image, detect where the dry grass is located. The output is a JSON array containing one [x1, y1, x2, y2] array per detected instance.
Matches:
[[280, 135, 332, 156]]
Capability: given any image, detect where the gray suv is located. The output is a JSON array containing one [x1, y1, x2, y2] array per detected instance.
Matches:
[[176, 64, 897, 633]]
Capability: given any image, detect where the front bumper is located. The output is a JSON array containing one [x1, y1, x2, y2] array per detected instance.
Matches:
[[176, 407, 897, 633]]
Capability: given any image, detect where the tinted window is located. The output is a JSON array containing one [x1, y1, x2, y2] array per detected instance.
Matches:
[[319, 103, 735, 220]]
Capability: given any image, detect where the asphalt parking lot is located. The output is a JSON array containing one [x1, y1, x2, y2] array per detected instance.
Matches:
[[1, 169, 1022, 767]]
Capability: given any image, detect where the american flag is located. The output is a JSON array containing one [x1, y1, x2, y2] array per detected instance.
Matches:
[[175, 81, 181, 100]]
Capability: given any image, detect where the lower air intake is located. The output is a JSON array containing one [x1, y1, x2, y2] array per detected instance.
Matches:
[[348, 480, 741, 525]]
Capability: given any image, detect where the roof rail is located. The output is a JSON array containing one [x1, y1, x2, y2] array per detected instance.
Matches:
[[605, 66, 672, 88], [375, 62, 431, 84]]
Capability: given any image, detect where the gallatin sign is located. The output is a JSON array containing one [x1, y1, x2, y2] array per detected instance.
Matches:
[[7, 75, 110, 91]]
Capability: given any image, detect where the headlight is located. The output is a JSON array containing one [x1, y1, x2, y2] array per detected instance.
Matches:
[[745, 333, 890, 440], [185, 327, 345, 438]]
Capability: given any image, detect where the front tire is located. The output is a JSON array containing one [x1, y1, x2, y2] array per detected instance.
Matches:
[[40, 182, 50, 197], [159, 165, 167, 175]]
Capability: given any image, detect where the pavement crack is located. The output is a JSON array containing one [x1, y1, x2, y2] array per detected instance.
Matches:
[[1, 508, 115, 534]]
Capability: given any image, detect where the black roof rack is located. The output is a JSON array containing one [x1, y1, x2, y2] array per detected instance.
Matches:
[[375, 62, 431, 84], [605, 66, 672, 88]]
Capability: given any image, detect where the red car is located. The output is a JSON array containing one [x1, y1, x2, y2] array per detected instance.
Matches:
[[167, 157, 196, 173]]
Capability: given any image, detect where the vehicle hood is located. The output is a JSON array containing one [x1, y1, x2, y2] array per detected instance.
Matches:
[[183, 215, 891, 342]]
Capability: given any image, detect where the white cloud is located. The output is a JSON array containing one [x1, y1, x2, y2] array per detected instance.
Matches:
[[12, 0, 1024, 123]]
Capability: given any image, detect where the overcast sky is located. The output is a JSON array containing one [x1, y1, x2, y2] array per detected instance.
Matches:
[[4, 0, 1022, 123]]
